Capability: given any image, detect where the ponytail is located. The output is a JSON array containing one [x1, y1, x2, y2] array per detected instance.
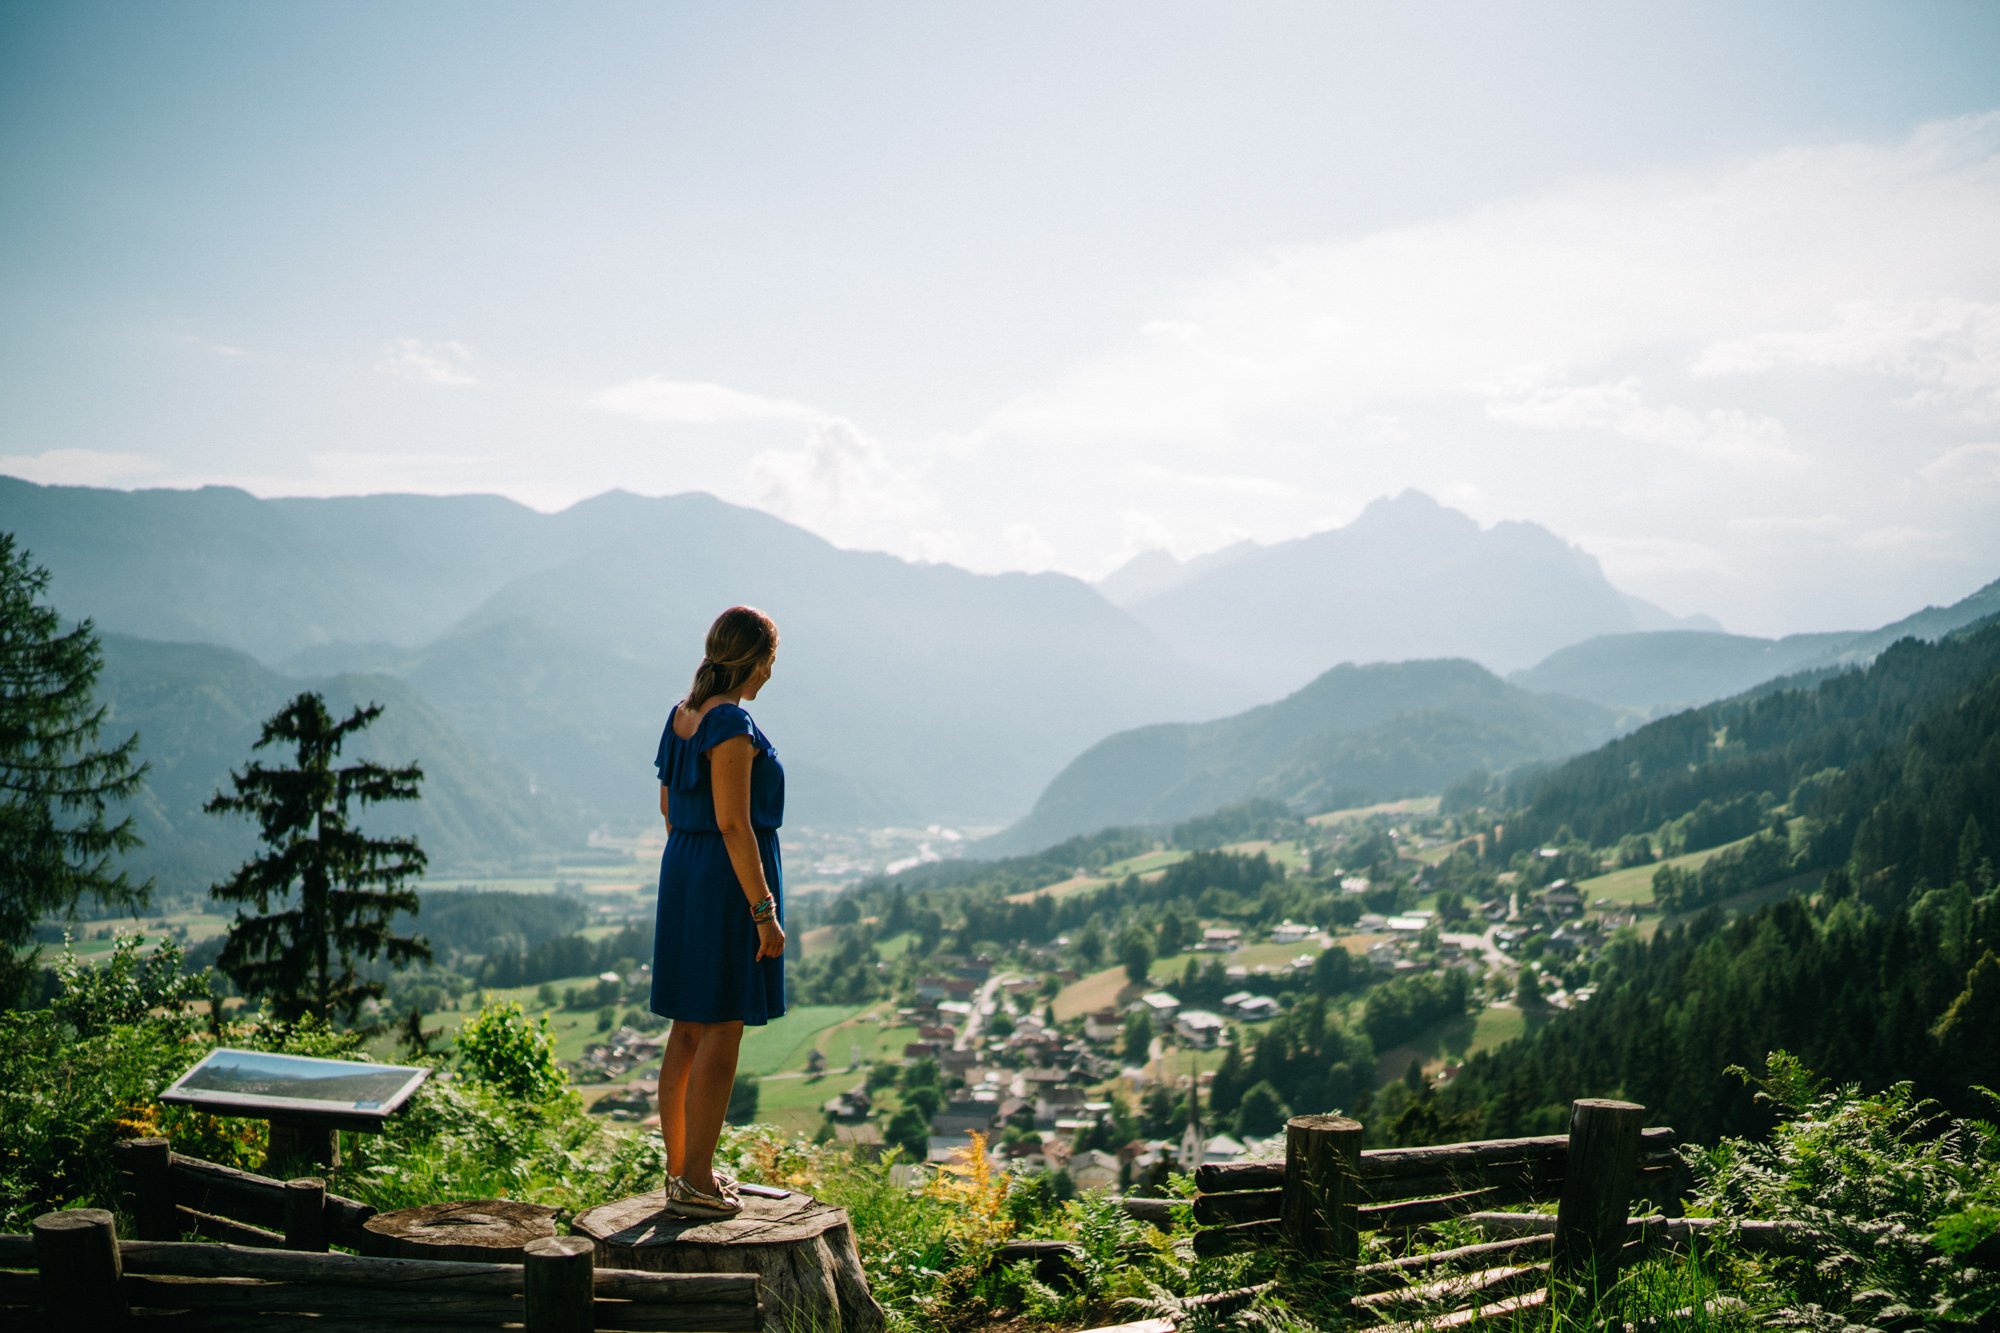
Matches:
[[686, 606, 779, 709]]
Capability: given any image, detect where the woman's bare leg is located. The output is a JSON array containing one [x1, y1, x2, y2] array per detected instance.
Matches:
[[680, 1020, 744, 1194], [658, 1019, 706, 1179]]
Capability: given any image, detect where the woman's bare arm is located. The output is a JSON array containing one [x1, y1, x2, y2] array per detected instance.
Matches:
[[709, 735, 780, 937]]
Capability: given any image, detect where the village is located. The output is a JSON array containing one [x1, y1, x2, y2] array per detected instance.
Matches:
[[558, 814, 1659, 1193]]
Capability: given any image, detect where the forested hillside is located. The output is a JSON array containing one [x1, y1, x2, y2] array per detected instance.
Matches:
[[1483, 615, 2000, 853], [95, 634, 590, 896], [1442, 619, 2000, 1141]]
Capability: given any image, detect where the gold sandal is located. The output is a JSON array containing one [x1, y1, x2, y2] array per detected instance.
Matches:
[[666, 1174, 742, 1219]]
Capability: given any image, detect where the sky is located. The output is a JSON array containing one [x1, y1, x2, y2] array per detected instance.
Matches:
[[3, 1, 1999, 636]]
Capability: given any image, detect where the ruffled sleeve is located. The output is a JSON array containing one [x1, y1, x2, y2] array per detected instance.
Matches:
[[698, 703, 757, 751], [655, 705, 763, 790]]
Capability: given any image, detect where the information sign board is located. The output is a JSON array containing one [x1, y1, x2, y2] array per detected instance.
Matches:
[[160, 1047, 430, 1130]]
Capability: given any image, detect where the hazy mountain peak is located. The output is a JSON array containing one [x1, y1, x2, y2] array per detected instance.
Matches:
[[1350, 488, 1475, 535]]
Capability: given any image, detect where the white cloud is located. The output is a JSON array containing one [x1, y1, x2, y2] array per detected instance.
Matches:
[[180, 334, 251, 359], [1694, 299, 2000, 421], [378, 338, 478, 387], [748, 419, 937, 552], [1486, 379, 1802, 467], [593, 377, 815, 425], [901, 112, 2000, 631], [1918, 441, 2000, 493], [0, 449, 165, 486], [1855, 525, 1950, 553]]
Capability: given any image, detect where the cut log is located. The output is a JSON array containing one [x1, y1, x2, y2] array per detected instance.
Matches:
[[575, 1187, 885, 1333], [360, 1199, 559, 1263]]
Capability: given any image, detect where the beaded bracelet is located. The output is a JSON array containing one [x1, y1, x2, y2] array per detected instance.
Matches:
[[749, 895, 776, 923]]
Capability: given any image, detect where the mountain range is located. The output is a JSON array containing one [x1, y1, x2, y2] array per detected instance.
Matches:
[[1097, 490, 1717, 690], [985, 658, 1617, 853], [12, 474, 1991, 886], [987, 576, 2000, 855], [1507, 577, 2000, 715]]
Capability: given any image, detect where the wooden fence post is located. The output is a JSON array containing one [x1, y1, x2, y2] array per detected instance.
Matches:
[[114, 1136, 177, 1241], [1281, 1114, 1362, 1270], [524, 1234, 595, 1333], [1551, 1098, 1645, 1298], [32, 1208, 128, 1329], [284, 1177, 329, 1252]]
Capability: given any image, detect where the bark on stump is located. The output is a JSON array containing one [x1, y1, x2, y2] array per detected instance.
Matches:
[[574, 1188, 885, 1333], [360, 1199, 560, 1263]]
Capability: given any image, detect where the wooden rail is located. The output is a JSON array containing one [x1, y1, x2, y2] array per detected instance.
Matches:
[[113, 1136, 378, 1251], [0, 1213, 762, 1332], [1190, 1099, 1664, 1322]]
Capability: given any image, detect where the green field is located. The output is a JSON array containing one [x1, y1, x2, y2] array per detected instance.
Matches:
[[1574, 833, 1757, 907], [1102, 849, 1188, 877], [1221, 839, 1309, 872], [1306, 796, 1440, 827], [1371, 1002, 1536, 1082]]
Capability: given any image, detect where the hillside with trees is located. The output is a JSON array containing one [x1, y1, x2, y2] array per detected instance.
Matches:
[[1438, 618, 2000, 1141]]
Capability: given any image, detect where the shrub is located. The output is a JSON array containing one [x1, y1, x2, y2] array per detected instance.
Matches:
[[454, 1000, 566, 1102], [1690, 1052, 2000, 1328]]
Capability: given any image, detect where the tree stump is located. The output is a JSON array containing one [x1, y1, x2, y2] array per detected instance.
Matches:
[[574, 1187, 886, 1333], [360, 1199, 559, 1263]]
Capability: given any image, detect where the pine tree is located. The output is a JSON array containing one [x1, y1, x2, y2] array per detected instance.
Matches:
[[206, 692, 430, 1024], [0, 535, 149, 1006]]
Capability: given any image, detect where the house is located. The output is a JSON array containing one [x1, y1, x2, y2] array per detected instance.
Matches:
[[832, 1122, 885, 1159], [1083, 1007, 1123, 1043], [1070, 1148, 1121, 1191], [902, 1041, 942, 1062], [933, 1098, 1001, 1138], [1357, 913, 1389, 931], [1340, 876, 1372, 895], [1233, 995, 1280, 1021], [822, 1088, 872, 1121], [1269, 920, 1315, 944], [1199, 927, 1242, 952], [1174, 1010, 1227, 1047], [1135, 992, 1181, 1023], [1220, 990, 1256, 1011], [918, 1023, 957, 1043], [926, 1134, 976, 1165], [1543, 885, 1585, 917], [1034, 1085, 1090, 1128]]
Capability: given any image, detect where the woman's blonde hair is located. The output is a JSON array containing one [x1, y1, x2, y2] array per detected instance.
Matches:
[[686, 605, 779, 710]]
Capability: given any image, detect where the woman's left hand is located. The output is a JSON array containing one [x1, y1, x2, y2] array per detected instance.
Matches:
[[755, 917, 786, 961]]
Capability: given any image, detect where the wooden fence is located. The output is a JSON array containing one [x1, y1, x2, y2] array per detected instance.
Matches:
[[1190, 1099, 1686, 1325], [0, 1136, 762, 1331]]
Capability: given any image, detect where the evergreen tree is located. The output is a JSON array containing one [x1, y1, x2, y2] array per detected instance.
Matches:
[[0, 535, 149, 1007], [206, 692, 430, 1024], [1120, 929, 1154, 987]]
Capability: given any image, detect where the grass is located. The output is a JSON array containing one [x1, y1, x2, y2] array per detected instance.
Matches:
[[1005, 873, 1108, 904], [1369, 1002, 1535, 1082], [737, 1003, 872, 1077], [1574, 833, 1760, 907], [1101, 848, 1188, 877], [1307, 795, 1441, 826], [1222, 838, 1309, 871], [1052, 965, 1137, 1020], [1225, 939, 1325, 971]]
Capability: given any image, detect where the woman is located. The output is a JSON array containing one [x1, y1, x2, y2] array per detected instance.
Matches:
[[651, 605, 787, 1219]]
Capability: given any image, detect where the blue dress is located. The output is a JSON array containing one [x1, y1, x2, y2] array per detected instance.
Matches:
[[649, 702, 786, 1025]]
